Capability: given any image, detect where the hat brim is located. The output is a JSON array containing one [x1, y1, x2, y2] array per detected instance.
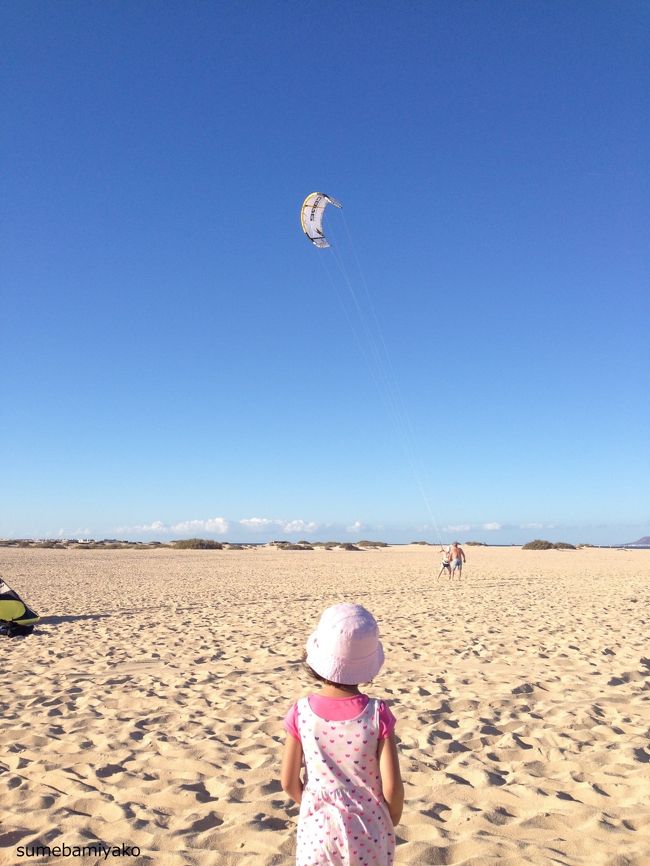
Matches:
[[305, 631, 385, 686]]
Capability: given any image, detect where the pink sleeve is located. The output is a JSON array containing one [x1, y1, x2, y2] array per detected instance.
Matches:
[[378, 700, 396, 740], [283, 702, 301, 741]]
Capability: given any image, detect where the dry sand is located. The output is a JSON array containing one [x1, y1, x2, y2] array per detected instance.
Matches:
[[1, 545, 649, 866]]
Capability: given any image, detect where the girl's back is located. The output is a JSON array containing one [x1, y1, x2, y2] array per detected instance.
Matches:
[[295, 695, 394, 865]]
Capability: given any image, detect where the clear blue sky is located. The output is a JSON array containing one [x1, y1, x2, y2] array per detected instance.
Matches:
[[2, 2, 648, 544]]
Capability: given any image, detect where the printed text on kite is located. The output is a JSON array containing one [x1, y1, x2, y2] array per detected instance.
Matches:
[[300, 192, 342, 248]]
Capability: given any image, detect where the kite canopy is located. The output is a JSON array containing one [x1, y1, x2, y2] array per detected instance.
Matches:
[[301, 192, 342, 248], [0, 578, 40, 627]]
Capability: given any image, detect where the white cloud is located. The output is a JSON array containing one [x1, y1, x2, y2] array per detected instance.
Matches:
[[443, 523, 471, 533], [116, 520, 165, 534], [520, 522, 543, 529], [482, 522, 502, 531], [239, 517, 318, 534], [346, 521, 364, 534], [172, 517, 229, 535], [282, 519, 318, 534], [240, 517, 275, 529], [117, 515, 320, 538], [116, 517, 229, 536]]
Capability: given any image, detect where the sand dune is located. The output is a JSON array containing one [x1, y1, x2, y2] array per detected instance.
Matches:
[[1, 545, 649, 866]]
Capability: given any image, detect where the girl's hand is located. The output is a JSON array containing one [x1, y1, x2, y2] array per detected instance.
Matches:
[[280, 733, 304, 805]]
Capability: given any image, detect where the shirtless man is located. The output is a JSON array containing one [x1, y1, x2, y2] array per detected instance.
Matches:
[[449, 542, 466, 578]]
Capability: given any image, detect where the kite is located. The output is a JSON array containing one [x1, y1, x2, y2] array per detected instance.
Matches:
[[0, 578, 40, 636], [300, 192, 342, 248]]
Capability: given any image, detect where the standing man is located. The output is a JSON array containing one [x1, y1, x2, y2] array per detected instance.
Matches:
[[449, 542, 466, 578]]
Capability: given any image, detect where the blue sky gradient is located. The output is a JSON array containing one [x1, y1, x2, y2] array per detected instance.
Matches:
[[2, 2, 648, 544]]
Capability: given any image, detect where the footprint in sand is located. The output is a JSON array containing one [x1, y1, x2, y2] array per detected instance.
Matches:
[[427, 728, 452, 745], [557, 790, 582, 802], [185, 812, 224, 833], [178, 781, 215, 803], [485, 806, 517, 826], [95, 763, 124, 779], [445, 771, 472, 787], [484, 770, 507, 787], [0, 829, 33, 847], [419, 802, 451, 822], [633, 746, 649, 763], [252, 813, 289, 831]]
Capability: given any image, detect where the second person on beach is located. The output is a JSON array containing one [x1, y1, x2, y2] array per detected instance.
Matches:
[[281, 603, 403, 866]]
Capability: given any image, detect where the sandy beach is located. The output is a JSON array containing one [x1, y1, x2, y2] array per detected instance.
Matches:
[[1, 545, 649, 866]]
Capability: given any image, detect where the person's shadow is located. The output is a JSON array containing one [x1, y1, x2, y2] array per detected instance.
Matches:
[[36, 613, 112, 626]]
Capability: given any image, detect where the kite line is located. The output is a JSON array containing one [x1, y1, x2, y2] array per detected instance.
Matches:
[[302, 192, 443, 544]]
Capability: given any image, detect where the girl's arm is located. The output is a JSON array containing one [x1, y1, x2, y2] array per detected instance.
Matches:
[[280, 733, 304, 805], [378, 733, 404, 825]]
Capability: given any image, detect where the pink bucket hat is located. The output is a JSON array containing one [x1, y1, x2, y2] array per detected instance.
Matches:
[[305, 603, 384, 685]]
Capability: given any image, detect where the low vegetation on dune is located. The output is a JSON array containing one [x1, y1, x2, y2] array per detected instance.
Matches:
[[173, 538, 223, 550], [357, 540, 389, 548], [279, 541, 359, 551], [277, 543, 314, 550], [30, 541, 67, 549], [0, 539, 171, 550], [465, 541, 488, 546], [522, 539, 576, 550]]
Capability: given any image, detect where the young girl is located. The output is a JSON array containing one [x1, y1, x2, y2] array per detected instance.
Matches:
[[281, 603, 404, 866]]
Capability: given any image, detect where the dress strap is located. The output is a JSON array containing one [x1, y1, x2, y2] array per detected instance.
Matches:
[[296, 695, 310, 720]]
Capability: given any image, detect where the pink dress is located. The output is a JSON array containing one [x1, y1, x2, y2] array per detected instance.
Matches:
[[292, 696, 396, 866]]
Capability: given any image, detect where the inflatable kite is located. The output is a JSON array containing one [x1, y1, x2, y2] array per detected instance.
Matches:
[[300, 192, 342, 248], [0, 578, 40, 636]]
